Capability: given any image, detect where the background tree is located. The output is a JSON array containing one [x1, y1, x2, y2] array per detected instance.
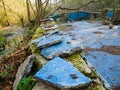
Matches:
[[1, 0, 9, 26]]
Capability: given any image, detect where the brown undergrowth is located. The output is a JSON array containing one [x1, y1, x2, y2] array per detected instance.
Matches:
[[0, 48, 31, 90], [0, 35, 32, 90]]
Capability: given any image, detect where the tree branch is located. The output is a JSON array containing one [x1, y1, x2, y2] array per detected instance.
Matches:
[[59, 0, 99, 10]]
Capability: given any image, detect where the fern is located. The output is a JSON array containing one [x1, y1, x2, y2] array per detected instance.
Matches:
[[17, 76, 37, 90]]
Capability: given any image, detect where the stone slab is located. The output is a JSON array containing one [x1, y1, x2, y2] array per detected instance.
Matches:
[[32, 34, 62, 48], [41, 40, 81, 59], [85, 51, 120, 87], [13, 55, 35, 90], [34, 57, 91, 89], [41, 32, 82, 59], [41, 21, 120, 59], [42, 25, 58, 31]]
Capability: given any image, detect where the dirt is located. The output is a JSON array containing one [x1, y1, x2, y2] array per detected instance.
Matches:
[[59, 24, 75, 32], [112, 86, 120, 90], [83, 47, 94, 55], [84, 45, 120, 55], [93, 31, 103, 34], [0, 46, 31, 90], [0, 34, 32, 90], [99, 46, 120, 55]]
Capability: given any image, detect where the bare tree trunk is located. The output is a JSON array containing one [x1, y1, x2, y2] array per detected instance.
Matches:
[[35, 0, 41, 24], [38, 0, 42, 23], [2, 0, 9, 26], [35, 0, 50, 25], [26, 0, 31, 22]]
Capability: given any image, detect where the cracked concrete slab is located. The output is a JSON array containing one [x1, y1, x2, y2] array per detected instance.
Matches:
[[32, 34, 62, 48], [34, 57, 91, 89], [85, 51, 120, 87]]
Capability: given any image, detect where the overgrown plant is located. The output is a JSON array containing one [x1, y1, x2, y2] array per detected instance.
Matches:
[[17, 76, 37, 90]]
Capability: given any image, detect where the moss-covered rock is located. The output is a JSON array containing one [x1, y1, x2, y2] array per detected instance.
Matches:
[[65, 52, 91, 76], [65, 52, 99, 79]]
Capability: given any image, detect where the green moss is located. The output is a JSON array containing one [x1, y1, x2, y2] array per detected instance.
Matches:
[[30, 43, 38, 54], [89, 70, 99, 79], [65, 52, 91, 75], [32, 28, 45, 40], [86, 83, 105, 90], [34, 55, 43, 69], [65, 52, 99, 79]]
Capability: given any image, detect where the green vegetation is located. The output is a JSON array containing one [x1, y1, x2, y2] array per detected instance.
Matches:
[[0, 30, 6, 48], [0, 71, 8, 78], [6, 65, 13, 71], [0, 0, 120, 26], [65, 52, 99, 79], [17, 76, 37, 90], [32, 28, 45, 40], [86, 83, 105, 90], [66, 52, 91, 74], [0, 65, 13, 78]]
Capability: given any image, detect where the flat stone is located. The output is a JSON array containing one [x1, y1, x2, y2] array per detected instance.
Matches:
[[13, 55, 35, 90], [85, 51, 120, 87], [34, 57, 91, 89], [41, 39, 81, 59], [42, 25, 58, 31], [32, 34, 62, 48]]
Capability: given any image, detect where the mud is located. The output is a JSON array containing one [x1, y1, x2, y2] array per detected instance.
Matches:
[[59, 24, 75, 32], [112, 86, 120, 90], [84, 45, 120, 55]]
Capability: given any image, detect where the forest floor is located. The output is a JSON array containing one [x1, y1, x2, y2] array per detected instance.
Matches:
[[0, 26, 32, 90]]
